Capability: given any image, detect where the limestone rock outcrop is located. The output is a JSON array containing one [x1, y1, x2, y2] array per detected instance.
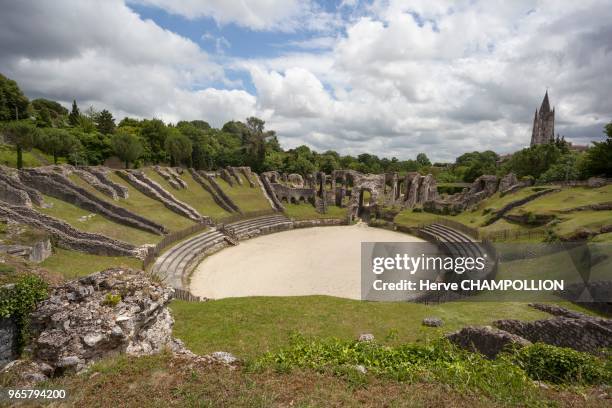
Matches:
[[29, 268, 178, 375], [446, 326, 532, 358]]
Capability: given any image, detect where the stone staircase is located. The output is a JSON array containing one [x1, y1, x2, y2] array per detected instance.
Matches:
[[223, 214, 293, 240], [417, 223, 495, 301], [150, 229, 228, 289]]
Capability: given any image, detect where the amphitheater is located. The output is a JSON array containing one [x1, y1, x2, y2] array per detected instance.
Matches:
[[0, 164, 497, 302]]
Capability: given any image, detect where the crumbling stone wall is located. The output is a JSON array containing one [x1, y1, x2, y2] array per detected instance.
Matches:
[[19, 169, 166, 235], [227, 167, 243, 185], [187, 169, 236, 214], [74, 169, 119, 200], [0, 166, 44, 206], [86, 167, 129, 199], [219, 168, 234, 186], [0, 317, 18, 368], [154, 166, 187, 190], [258, 174, 284, 211], [271, 183, 314, 204], [200, 172, 241, 213], [117, 170, 205, 223], [425, 175, 500, 214], [0, 203, 139, 257], [234, 167, 256, 187]]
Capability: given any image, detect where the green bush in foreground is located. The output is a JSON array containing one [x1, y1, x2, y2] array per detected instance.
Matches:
[[0, 274, 48, 351], [513, 343, 611, 384], [252, 334, 611, 404]]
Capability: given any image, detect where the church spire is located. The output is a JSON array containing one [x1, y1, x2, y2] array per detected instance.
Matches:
[[540, 90, 550, 113]]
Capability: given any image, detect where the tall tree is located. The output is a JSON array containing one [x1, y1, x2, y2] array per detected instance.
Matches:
[[68, 100, 80, 126], [0, 74, 29, 121], [2, 121, 39, 168], [579, 122, 612, 178], [139, 119, 170, 163], [39, 128, 80, 164], [164, 130, 192, 167], [243, 117, 274, 172], [111, 132, 143, 169], [96, 109, 116, 134], [416, 153, 432, 168]]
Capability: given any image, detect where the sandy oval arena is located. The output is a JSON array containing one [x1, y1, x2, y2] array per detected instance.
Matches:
[[190, 223, 425, 300]]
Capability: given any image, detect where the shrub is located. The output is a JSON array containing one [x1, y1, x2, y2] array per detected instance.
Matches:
[[0, 274, 48, 351], [102, 293, 122, 307], [512, 343, 611, 384]]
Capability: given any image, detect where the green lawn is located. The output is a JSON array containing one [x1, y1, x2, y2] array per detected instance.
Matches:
[[284, 203, 347, 220], [41, 248, 142, 280], [509, 185, 612, 215], [170, 297, 594, 360], [37, 195, 160, 245], [0, 144, 54, 167], [106, 172, 196, 232], [216, 177, 273, 212], [554, 210, 612, 238], [143, 168, 230, 220]]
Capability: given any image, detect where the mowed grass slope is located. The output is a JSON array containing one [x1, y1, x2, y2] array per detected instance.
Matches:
[[216, 175, 273, 212], [37, 195, 160, 245], [284, 203, 347, 220], [169, 297, 589, 359], [106, 172, 195, 232], [41, 248, 142, 280], [142, 168, 230, 220]]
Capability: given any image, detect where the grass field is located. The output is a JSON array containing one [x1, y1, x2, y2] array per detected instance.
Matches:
[[169, 297, 589, 359], [106, 172, 196, 232], [41, 248, 142, 280], [29, 350, 603, 407], [216, 176, 273, 212], [143, 169, 230, 220], [0, 144, 54, 167], [284, 203, 347, 220], [37, 195, 160, 245], [394, 185, 612, 241]]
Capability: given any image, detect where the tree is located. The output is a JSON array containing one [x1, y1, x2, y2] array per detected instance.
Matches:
[[579, 122, 612, 178], [502, 144, 562, 179], [2, 121, 39, 168], [0, 74, 29, 121], [164, 130, 192, 167], [96, 109, 115, 134], [31, 98, 68, 127], [416, 153, 431, 168], [111, 132, 143, 169], [243, 117, 274, 172], [139, 119, 170, 163], [68, 100, 80, 126], [39, 128, 80, 164]]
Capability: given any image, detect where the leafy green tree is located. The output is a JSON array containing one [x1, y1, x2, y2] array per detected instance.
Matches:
[[96, 109, 116, 134], [416, 153, 432, 168], [319, 154, 340, 173], [68, 100, 80, 126], [579, 122, 612, 178], [31, 98, 68, 128], [164, 130, 192, 167], [243, 117, 274, 172], [0, 74, 29, 121], [539, 152, 580, 182], [139, 119, 170, 163], [502, 144, 562, 179], [112, 132, 143, 169], [1, 121, 39, 168], [39, 128, 81, 164]]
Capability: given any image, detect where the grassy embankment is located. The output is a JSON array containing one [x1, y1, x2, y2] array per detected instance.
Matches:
[[394, 185, 612, 241], [216, 175, 273, 213], [142, 168, 230, 221], [283, 203, 347, 220], [0, 144, 55, 168], [36, 171, 203, 279]]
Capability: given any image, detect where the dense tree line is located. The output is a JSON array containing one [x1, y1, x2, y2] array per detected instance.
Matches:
[[0, 73, 610, 179]]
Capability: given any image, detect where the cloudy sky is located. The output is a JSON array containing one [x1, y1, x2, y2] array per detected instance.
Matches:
[[1, 0, 610, 161]]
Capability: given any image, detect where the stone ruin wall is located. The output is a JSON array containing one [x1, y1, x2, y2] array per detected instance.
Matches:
[[87, 167, 129, 199], [189, 169, 239, 214], [19, 168, 166, 235], [199, 171, 242, 213]]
